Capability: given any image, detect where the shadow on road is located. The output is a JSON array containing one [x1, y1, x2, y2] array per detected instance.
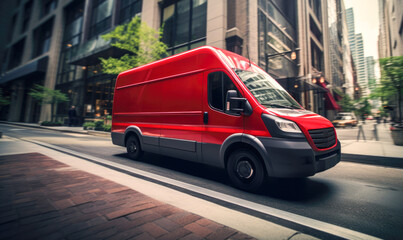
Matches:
[[113, 152, 334, 203], [260, 178, 334, 202]]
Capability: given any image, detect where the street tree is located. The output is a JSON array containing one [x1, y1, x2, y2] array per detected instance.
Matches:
[[29, 84, 69, 122], [0, 88, 10, 107], [355, 98, 372, 121], [379, 56, 403, 123], [100, 17, 167, 75], [337, 94, 355, 112]]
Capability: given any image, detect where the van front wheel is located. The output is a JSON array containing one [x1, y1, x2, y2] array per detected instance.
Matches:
[[126, 135, 143, 160], [226, 149, 265, 192]]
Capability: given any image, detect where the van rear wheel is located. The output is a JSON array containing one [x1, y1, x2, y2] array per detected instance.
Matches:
[[226, 149, 265, 192], [126, 135, 143, 160]]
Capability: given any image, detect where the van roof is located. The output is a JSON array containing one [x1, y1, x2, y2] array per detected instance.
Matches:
[[115, 46, 261, 89]]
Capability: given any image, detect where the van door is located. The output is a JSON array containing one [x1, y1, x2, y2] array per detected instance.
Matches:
[[202, 70, 244, 166], [159, 72, 203, 162]]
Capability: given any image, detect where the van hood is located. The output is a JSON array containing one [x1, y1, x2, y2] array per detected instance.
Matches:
[[264, 108, 334, 131]]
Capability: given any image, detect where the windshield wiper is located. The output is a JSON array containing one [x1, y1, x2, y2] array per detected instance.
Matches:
[[262, 102, 299, 109]]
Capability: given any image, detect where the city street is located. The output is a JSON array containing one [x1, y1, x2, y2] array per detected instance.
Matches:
[[0, 123, 402, 239]]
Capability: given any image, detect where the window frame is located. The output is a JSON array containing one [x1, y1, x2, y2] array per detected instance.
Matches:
[[207, 71, 243, 116], [160, 0, 207, 55]]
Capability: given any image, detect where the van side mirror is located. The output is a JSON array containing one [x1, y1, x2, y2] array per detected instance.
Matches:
[[225, 90, 253, 116]]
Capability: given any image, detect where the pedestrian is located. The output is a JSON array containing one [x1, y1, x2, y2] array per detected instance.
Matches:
[[68, 105, 77, 126], [357, 123, 366, 142]]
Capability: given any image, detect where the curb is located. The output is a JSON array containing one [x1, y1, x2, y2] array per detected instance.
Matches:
[[2, 121, 401, 169], [342, 153, 403, 169], [87, 130, 111, 137], [0, 121, 110, 137]]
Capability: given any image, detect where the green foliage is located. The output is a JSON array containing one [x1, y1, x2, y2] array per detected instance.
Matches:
[[355, 98, 372, 119], [369, 83, 396, 101], [29, 84, 69, 122], [104, 124, 112, 132], [29, 84, 69, 105], [337, 94, 355, 112], [100, 17, 167, 75], [40, 121, 63, 126], [94, 120, 105, 131], [0, 88, 10, 107], [83, 122, 95, 130], [379, 56, 403, 123]]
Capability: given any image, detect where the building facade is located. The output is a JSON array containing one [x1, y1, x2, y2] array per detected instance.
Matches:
[[0, 0, 341, 123], [378, 0, 403, 122], [346, 8, 369, 97], [378, 0, 403, 57]]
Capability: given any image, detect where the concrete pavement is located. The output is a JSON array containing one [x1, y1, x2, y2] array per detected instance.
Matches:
[[338, 122, 403, 168], [0, 136, 319, 240]]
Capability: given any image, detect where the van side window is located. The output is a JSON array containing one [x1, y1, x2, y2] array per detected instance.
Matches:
[[208, 72, 240, 112]]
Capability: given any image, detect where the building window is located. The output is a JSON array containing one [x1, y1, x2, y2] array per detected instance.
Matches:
[[88, 0, 113, 39], [57, 1, 84, 84], [258, 8, 297, 78], [161, 0, 207, 55], [32, 18, 54, 58], [309, 0, 322, 22], [8, 14, 18, 43], [41, 0, 58, 18], [119, 0, 142, 24], [311, 40, 323, 71], [84, 72, 114, 118], [8, 38, 25, 70], [21, 0, 33, 33]]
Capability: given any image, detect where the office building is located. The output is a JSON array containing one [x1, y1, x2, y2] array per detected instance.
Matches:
[[0, 0, 340, 123], [346, 8, 369, 97]]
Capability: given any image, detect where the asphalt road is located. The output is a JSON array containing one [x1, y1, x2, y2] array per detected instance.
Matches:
[[1, 124, 402, 239]]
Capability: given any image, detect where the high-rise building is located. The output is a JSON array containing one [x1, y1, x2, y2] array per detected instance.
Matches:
[[366, 56, 376, 91], [346, 8, 369, 97], [340, 1, 355, 99], [378, 0, 403, 57], [0, 0, 339, 123], [378, 0, 403, 122], [327, 0, 356, 99]]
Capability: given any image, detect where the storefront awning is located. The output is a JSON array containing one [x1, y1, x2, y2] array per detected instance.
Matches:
[[0, 57, 48, 85], [319, 82, 341, 110], [277, 77, 328, 93], [69, 36, 128, 66]]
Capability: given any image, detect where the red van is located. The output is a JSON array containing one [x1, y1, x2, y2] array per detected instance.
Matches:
[[112, 46, 340, 191]]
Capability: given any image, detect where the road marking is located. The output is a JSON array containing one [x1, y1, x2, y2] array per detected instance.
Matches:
[[25, 139, 381, 240]]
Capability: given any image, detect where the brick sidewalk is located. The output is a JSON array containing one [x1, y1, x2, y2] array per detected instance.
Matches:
[[0, 153, 255, 240]]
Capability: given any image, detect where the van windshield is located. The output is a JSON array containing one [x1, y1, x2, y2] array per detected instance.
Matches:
[[235, 69, 302, 109]]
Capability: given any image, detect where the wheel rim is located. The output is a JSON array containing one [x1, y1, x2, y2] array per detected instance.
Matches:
[[128, 141, 137, 153], [236, 159, 254, 179]]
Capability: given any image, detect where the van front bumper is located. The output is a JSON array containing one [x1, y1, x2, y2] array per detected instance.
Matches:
[[258, 137, 341, 178]]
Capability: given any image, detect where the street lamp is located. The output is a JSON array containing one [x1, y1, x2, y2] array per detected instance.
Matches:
[[266, 48, 300, 60]]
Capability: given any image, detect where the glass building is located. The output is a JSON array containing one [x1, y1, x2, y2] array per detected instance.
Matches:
[[0, 0, 344, 123]]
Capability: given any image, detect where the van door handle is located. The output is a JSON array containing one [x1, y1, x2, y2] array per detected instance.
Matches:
[[203, 112, 208, 124]]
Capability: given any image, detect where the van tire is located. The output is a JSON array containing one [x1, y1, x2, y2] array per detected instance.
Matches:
[[226, 149, 265, 192], [126, 135, 143, 160]]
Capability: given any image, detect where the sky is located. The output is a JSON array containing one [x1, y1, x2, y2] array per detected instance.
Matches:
[[344, 0, 380, 59]]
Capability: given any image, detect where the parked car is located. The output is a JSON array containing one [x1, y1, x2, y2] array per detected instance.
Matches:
[[112, 46, 341, 192], [332, 114, 358, 128]]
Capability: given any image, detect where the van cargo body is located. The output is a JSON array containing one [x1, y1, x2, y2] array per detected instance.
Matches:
[[112, 46, 340, 191]]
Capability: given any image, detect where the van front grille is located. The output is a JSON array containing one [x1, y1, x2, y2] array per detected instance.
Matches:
[[308, 128, 336, 149]]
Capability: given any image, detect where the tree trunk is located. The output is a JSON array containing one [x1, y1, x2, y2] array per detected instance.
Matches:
[[398, 87, 402, 124], [51, 103, 54, 122]]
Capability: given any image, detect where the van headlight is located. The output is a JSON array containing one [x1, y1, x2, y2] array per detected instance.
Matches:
[[273, 117, 302, 133], [261, 114, 304, 138]]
